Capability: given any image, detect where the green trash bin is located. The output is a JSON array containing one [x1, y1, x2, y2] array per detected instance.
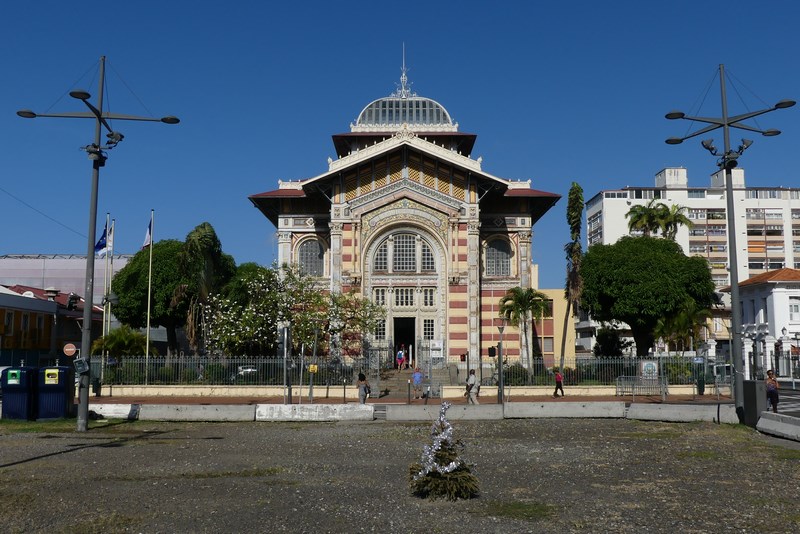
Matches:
[[1, 367, 38, 420], [37, 366, 76, 419]]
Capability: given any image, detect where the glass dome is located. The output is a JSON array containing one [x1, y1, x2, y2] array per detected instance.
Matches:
[[351, 68, 458, 133]]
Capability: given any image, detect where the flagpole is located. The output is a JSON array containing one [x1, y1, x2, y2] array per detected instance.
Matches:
[[145, 209, 154, 385], [101, 213, 110, 384], [102, 213, 110, 339]]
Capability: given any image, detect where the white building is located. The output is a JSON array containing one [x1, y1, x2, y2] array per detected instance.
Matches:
[[735, 268, 800, 379], [579, 167, 800, 357]]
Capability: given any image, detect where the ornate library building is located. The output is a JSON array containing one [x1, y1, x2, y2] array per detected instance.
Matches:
[[250, 69, 559, 369]]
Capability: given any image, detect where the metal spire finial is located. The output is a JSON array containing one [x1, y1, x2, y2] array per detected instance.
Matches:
[[393, 43, 415, 99]]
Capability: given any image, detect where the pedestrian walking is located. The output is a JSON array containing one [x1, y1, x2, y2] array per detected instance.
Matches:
[[766, 369, 779, 413], [553, 368, 564, 398], [357, 372, 371, 405], [396, 344, 406, 371], [466, 369, 479, 404]]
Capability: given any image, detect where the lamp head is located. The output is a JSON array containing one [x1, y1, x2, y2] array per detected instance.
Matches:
[[739, 139, 753, 152], [160, 116, 180, 124], [69, 89, 91, 101], [665, 137, 684, 145], [17, 109, 37, 119], [774, 99, 796, 109], [762, 129, 781, 137], [701, 139, 717, 154], [665, 110, 685, 120]]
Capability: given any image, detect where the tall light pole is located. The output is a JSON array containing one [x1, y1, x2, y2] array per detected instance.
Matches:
[[665, 64, 794, 422], [496, 317, 506, 404], [17, 56, 179, 431]]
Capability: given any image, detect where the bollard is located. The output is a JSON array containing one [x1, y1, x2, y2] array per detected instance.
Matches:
[[309, 374, 314, 404], [407, 379, 411, 404], [343, 379, 346, 404]]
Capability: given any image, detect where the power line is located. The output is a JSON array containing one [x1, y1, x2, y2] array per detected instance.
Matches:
[[0, 185, 85, 238]]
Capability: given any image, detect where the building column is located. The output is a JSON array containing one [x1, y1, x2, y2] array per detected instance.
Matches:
[[329, 222, 343, 293], [518, 230, 531, 289], [467, 220, 481, 369], [277, 231, 292, 268]]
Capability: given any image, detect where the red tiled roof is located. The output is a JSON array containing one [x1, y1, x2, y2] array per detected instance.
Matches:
[[504, 188, 560, 198], [249, 189, 306, 199], [738, 268, 800, 287]]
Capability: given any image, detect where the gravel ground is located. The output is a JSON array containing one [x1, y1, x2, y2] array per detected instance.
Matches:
[[1, 416, 799, 533]]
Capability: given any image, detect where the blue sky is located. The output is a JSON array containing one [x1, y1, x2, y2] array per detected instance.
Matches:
[[2, 1, 798, 290]]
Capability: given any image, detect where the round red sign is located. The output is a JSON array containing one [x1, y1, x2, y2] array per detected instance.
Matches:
[[63, 343, 77, 357]]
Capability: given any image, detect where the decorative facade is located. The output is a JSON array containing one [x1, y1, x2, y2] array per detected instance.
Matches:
[[250, 70, 559, 369]]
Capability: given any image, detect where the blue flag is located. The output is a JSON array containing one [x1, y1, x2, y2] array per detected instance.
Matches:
[[94, 224, 108, 257]]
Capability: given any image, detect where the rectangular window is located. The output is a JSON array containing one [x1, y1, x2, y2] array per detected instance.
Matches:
[[3, 311, 12, 334], [542, 337, 554, 353], [374, 288, 386, 306], [423, 319, 434, 340], [707, 225, 726, 236], [423, 288, 434, 307], [689, 209, 706, 220], [36, 316, 44, 343], [790, 298, 800, 322], [374, 320, 386, 340], [688, 190, 706, 199], [21, 314, 29, 332], [394, 288, 414, 307]]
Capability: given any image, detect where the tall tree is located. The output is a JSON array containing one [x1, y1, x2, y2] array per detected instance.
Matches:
[[561, 181, 584, 371], [662, 204, 694, 240], [499, 287, 549, 368], [625, 198, 669, 236], [580, 236, 716, 356], [172, 222, 235, 354], [328, 291, 386, 361], [111, 239, 190, 353]]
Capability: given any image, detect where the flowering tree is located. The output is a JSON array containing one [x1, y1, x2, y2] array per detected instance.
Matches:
[[327, 291, 386, 361]]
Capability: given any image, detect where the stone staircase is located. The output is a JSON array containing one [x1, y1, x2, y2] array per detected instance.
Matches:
[[369, 366, 454, 399]]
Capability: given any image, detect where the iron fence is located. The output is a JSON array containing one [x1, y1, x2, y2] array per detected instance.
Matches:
[[89, 353, 720, 388]]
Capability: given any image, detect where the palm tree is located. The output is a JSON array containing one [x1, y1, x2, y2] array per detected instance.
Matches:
[[91, 324, 156, 356], [172, 222, 234, 354], [499, 287, 549, 369], [662, 204, 694, 240], [561, 182, 583, 371], [625, 198, 669, 236], [654, 299, 711, 354]]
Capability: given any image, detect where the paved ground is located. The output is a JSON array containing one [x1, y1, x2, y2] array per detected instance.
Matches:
[[1, 415, 799, 533]]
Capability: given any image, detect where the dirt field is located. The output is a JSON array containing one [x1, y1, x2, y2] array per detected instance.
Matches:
[[1, 416, 798, 533]]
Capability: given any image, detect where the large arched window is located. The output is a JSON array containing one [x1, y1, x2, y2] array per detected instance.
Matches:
[[371, 232, 438, 274], [298, 239, 324, 276], [486, 239, 511, 276]]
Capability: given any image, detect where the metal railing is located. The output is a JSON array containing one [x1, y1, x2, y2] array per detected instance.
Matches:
[[89, 354, 719, 388]]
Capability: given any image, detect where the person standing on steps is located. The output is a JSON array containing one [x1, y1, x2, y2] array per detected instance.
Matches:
[[553, 368, 564, 398], [412, 367, 424, 399], [396, 344, 406, 371], [466, 369, 479, 404]]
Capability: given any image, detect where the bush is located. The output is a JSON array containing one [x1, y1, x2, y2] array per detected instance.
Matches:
[[503, 363, 530, 386]]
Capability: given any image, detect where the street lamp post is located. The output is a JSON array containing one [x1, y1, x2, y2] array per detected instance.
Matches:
[[496, 318, 506, 404], [794, 331, 800, 391], [17, 56, 179, 432], [665, 64, 794, 422]]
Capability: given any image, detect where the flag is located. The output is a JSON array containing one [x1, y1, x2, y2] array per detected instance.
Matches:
[[142, 217, 152, 249], [107, 219, 115, 255], [95, 224, 108, 257]]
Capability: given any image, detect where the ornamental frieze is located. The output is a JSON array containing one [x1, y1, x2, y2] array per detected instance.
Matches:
[[361, 198, 449, 244]]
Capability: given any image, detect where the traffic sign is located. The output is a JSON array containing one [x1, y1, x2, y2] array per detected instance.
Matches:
[[63, 343, 77, 357]]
